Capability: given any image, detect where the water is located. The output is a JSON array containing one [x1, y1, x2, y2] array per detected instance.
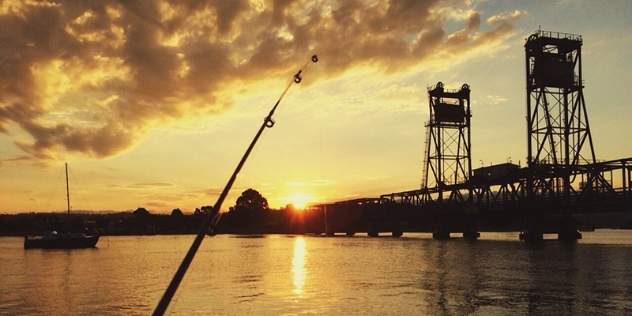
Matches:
[[1, 230, 631, 315]]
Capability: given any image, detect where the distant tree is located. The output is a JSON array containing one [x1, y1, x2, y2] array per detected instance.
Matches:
[[194, 205, 213, 217], [133, 207, 150, 218], [132, 207, 153, 232], [227, 189, 270, 230], [235, 188, 269, 212], [171, 208, 183, 217]]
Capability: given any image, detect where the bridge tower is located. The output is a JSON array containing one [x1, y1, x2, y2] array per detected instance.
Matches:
[[525, 30, 596, 201], [422, 82, 472, 202], [523, 30, 596, 242]]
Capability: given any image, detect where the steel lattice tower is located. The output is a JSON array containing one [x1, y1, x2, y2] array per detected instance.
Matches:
[[422, 82, 472, 202], [525, 30, 596, 199]]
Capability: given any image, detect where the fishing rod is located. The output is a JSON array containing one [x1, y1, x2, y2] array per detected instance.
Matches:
[[153, 54, 319, 316]]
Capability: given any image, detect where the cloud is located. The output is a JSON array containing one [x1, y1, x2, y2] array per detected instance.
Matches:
[[1, 155, 33, 163], [203, 187, 224, 196], [146, 201, 171, 209], [128, 182, 175, 188], [0, 0, 524, 161], [487, 94, 509, 105], [286, 179, 336, 186], [486, 10, 529, 26]]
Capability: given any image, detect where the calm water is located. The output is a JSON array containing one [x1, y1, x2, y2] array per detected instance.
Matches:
[[1, 230, 631, 315]]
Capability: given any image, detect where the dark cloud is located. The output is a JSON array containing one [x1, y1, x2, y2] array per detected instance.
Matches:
[[0, 0, 524, 160], [466, 12, 481, 31]]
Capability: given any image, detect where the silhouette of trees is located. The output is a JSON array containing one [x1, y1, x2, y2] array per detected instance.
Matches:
[[133, 207, 150, 218], [169, 208, 184, 232], [235, 188, 269, 212], [194, 205, 213, 217], [171, 208, 183, 217], [0, 188, 326, 236], [222, 188, 271, 232], [132, 207, 155, 233]]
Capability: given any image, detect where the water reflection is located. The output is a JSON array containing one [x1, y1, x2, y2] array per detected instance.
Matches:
[[3, 232, 632, 315], [292, 237, 306, 296]]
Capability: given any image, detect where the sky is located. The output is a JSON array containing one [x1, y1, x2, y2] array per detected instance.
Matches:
[[1, 0, 631, 214]]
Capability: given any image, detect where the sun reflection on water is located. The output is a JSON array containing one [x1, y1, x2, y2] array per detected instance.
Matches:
[[292, 236, 306, 296]]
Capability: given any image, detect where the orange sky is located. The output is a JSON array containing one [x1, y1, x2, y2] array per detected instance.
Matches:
[[1, 0, 631, 214]]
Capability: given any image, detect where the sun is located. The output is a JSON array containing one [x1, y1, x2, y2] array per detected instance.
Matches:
[[285, 192, 312, 209]]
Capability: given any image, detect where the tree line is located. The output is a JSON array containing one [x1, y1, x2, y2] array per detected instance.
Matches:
[[0, 189, 325, 236]]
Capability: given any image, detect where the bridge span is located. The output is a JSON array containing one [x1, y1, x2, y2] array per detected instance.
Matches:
[[309, 30, 632, 242], [308, 157, 632, 241]]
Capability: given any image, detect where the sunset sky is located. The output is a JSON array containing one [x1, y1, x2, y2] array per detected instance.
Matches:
[[1, 0, 631, 214]]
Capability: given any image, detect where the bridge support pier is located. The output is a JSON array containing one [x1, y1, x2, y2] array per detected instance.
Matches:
[[432, 214, 479, 239], [462, 230, 480, 239], [391, 222, 403, 237], [558, 216, 582, 242], [432, 216, 450, 239], [368, 225, 379, 237], [519, 230, 543, 243], [432, 230, 450, 239], [519, 214, 544, 243], [519, 214, 582, 242], [462, 215, 479, 239]]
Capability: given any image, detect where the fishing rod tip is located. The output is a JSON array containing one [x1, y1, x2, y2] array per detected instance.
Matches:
[[311, 55, 318, 63]]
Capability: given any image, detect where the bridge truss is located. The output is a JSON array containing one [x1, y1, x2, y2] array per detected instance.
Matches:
[[316, 31, 632, 240]]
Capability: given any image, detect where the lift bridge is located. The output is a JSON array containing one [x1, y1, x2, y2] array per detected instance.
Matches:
[[311, 30, 632, 241]]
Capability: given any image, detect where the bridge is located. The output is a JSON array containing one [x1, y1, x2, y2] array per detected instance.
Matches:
[[307, 30, 632, 242]]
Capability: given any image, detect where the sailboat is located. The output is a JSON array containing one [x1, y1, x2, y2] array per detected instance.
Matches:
[[24, 163, 100, 249]]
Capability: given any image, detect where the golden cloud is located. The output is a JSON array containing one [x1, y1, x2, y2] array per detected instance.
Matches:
[[0, 0, 525, 160]]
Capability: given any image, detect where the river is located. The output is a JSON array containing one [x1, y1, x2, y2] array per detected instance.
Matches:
[[1, 230, 631, 315]]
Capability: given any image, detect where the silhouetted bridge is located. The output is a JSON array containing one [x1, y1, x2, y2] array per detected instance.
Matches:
[[307, 31, 632, 242], [307, 157, 632, 241]]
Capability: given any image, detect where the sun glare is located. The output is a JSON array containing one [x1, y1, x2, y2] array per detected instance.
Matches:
[[286, 192, 312, 209], [292, 236, 306, 295]]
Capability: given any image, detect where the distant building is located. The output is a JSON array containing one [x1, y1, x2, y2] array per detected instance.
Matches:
[[472, 163, 520, 181]]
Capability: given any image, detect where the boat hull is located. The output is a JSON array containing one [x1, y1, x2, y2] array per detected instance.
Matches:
[[24, 235, 100, 249]]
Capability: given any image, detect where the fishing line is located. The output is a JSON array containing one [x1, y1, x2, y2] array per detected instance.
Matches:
[[152, 54, 318, 316], [312, 73, 334, 314], [232, 61, 311, 207], [168, 256, 192, 315], [229, 57, 318, 197]]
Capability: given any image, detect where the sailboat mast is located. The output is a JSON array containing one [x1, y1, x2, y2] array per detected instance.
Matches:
[[65, 162, 70, 216]]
